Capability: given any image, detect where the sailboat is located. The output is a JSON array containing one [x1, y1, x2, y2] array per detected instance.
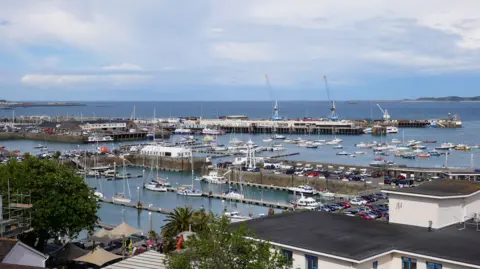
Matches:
[[92, 156, 104, 198], [177, 149, 202, 197], [112, 159, 132, 203], [144, 160, 168, 192], [223, 168, 245, 199]]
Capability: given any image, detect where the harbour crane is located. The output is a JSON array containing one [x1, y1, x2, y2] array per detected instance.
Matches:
[[323, 75, 338, 120], [376, 104, 391, 121], [265, 74, 281, 120]]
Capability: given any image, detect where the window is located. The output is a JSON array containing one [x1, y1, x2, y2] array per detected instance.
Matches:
[[282, 249, 292, 262], [426, 262, 442, 269], [305, 255, 318, 269], [373, 261, 378, 269], [402, 257, 417, 269]]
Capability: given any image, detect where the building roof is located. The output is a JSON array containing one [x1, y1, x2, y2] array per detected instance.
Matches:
[[0, 264, 43, 269], [104, 250, 166, 269], [0, 239, 17, 261], [383, 180, 480, 198], [236, 211, 480, 266]]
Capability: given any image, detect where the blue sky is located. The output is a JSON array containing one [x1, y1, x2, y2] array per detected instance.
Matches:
[[2, 0, 480, 101]]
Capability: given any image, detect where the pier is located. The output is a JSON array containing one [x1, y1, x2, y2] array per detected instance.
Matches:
[[98, 189, 293, 212]]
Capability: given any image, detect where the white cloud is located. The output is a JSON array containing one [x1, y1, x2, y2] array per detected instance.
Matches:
[[102, 63, 142, 71], [20, 73, 149, 87], [211, 42, 273, 62]]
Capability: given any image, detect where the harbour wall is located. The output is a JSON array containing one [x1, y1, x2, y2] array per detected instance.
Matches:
[[217, 169, 376, 195], [78, 154, 207, 172], [0, 132, 85, 143]]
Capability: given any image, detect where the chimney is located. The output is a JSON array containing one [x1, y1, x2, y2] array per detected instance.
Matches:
[[428, 220, 433, 232]]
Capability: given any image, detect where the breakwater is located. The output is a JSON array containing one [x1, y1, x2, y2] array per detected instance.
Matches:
[[218, 169, 377, 195]]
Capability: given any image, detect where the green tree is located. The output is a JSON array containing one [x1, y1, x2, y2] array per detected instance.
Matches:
[[165, 216, 291, 269], [0, 157, 98, 251], [53, 151, 61, 159], [161, 207, 213, 252]]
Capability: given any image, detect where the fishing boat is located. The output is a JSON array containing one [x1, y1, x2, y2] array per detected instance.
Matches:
[[455, 144, 471, 151], [438, 142, 456, 149], [223, 189, 245, 199], [202, 171, 227, 184], [287, 185, 316, 195], [418, 153, 430, 158], [291, 194, 321, 210]]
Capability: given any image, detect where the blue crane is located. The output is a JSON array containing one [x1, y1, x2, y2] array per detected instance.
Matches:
[[323, 75, 338, 121], [265, 74, 281, 121]]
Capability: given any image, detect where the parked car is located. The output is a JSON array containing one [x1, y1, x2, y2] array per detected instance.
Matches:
[[344, 208, 361, 216], [361, 195, 376, 203], [350, 198, 367, 205], [327, 203, 343, 211], [337, 201, 351, 208], [358, 212, 377, 220], [318, 205, 334, 212], [373, 193, 388, 200]]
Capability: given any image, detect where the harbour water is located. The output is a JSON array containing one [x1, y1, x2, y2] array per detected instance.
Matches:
[[3, 101, 480, 233]]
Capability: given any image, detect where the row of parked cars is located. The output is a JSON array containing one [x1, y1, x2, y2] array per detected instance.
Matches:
[[317, 193, 389, 221]]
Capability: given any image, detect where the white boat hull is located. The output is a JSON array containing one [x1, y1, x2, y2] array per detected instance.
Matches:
[[144, 184, 167, 192], [176, 191, 203, 197], [112, 197, 131, 204]]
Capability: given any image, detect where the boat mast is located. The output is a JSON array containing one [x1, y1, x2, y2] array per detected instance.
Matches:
[[190, 149, 195, 188]]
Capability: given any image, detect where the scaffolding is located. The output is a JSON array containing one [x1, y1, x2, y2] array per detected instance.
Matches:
[[1, 181, 32, 238]]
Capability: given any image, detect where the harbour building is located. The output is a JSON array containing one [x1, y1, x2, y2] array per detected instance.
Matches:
[[237, 180, 480, 269]]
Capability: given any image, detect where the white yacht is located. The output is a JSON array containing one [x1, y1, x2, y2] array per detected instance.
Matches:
[[272, 146, 285, 151], [386, 126, 398, 133], [287, 185, 316, 195], [336, 151, 349, 156], [274, 134, 287, 140], [112, 193, 131, 204], [292, 194, 321, 210], [177, 187, 203, 197], [318, 189, 335, 198], [224, 211, 252, 221], [391, 138, 402, 144], [262, 138, 273, 143], [202, 128, 226, 135], [174, 128, 192, 134], [363, 128, 373, 134], [333, 144, 343, 149], [202, 171, 227, 184], [412, 144, 427, 149], [144, 180, 168, 192], [355, 142, 369, 148], [223, 189, 245, 199]]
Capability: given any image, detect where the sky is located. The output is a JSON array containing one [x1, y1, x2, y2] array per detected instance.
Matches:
[[2, 0, 480, 101]]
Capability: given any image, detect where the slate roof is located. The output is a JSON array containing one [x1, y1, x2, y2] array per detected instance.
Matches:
[[384, 179, 480, 197], [235, 210, 480, 266]]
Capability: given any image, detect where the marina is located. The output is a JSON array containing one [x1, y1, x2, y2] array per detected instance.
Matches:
[[0, 101, 479, 232]]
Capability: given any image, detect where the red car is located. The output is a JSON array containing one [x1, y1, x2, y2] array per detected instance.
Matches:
[[338, 201, 351, 208], [358, 212, 375, 220]]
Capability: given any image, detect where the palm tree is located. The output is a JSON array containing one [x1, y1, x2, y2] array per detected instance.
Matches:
[[162, 206, 195, 235], [192, 208, 213, 231]]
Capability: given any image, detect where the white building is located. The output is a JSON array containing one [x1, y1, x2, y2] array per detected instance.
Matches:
[[140, 145, 192, 158], [80, 122, 127, 131], [238, 180, 480, 269], [383, 180, 480, 229]]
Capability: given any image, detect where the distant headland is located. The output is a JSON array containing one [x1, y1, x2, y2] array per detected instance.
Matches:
[[403, 96, 480, 102]]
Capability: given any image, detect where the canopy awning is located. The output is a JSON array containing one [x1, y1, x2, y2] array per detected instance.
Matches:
[[74, 247, 122, 266], [109, 222, 143, 238], [51, 243, 89, 261]]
